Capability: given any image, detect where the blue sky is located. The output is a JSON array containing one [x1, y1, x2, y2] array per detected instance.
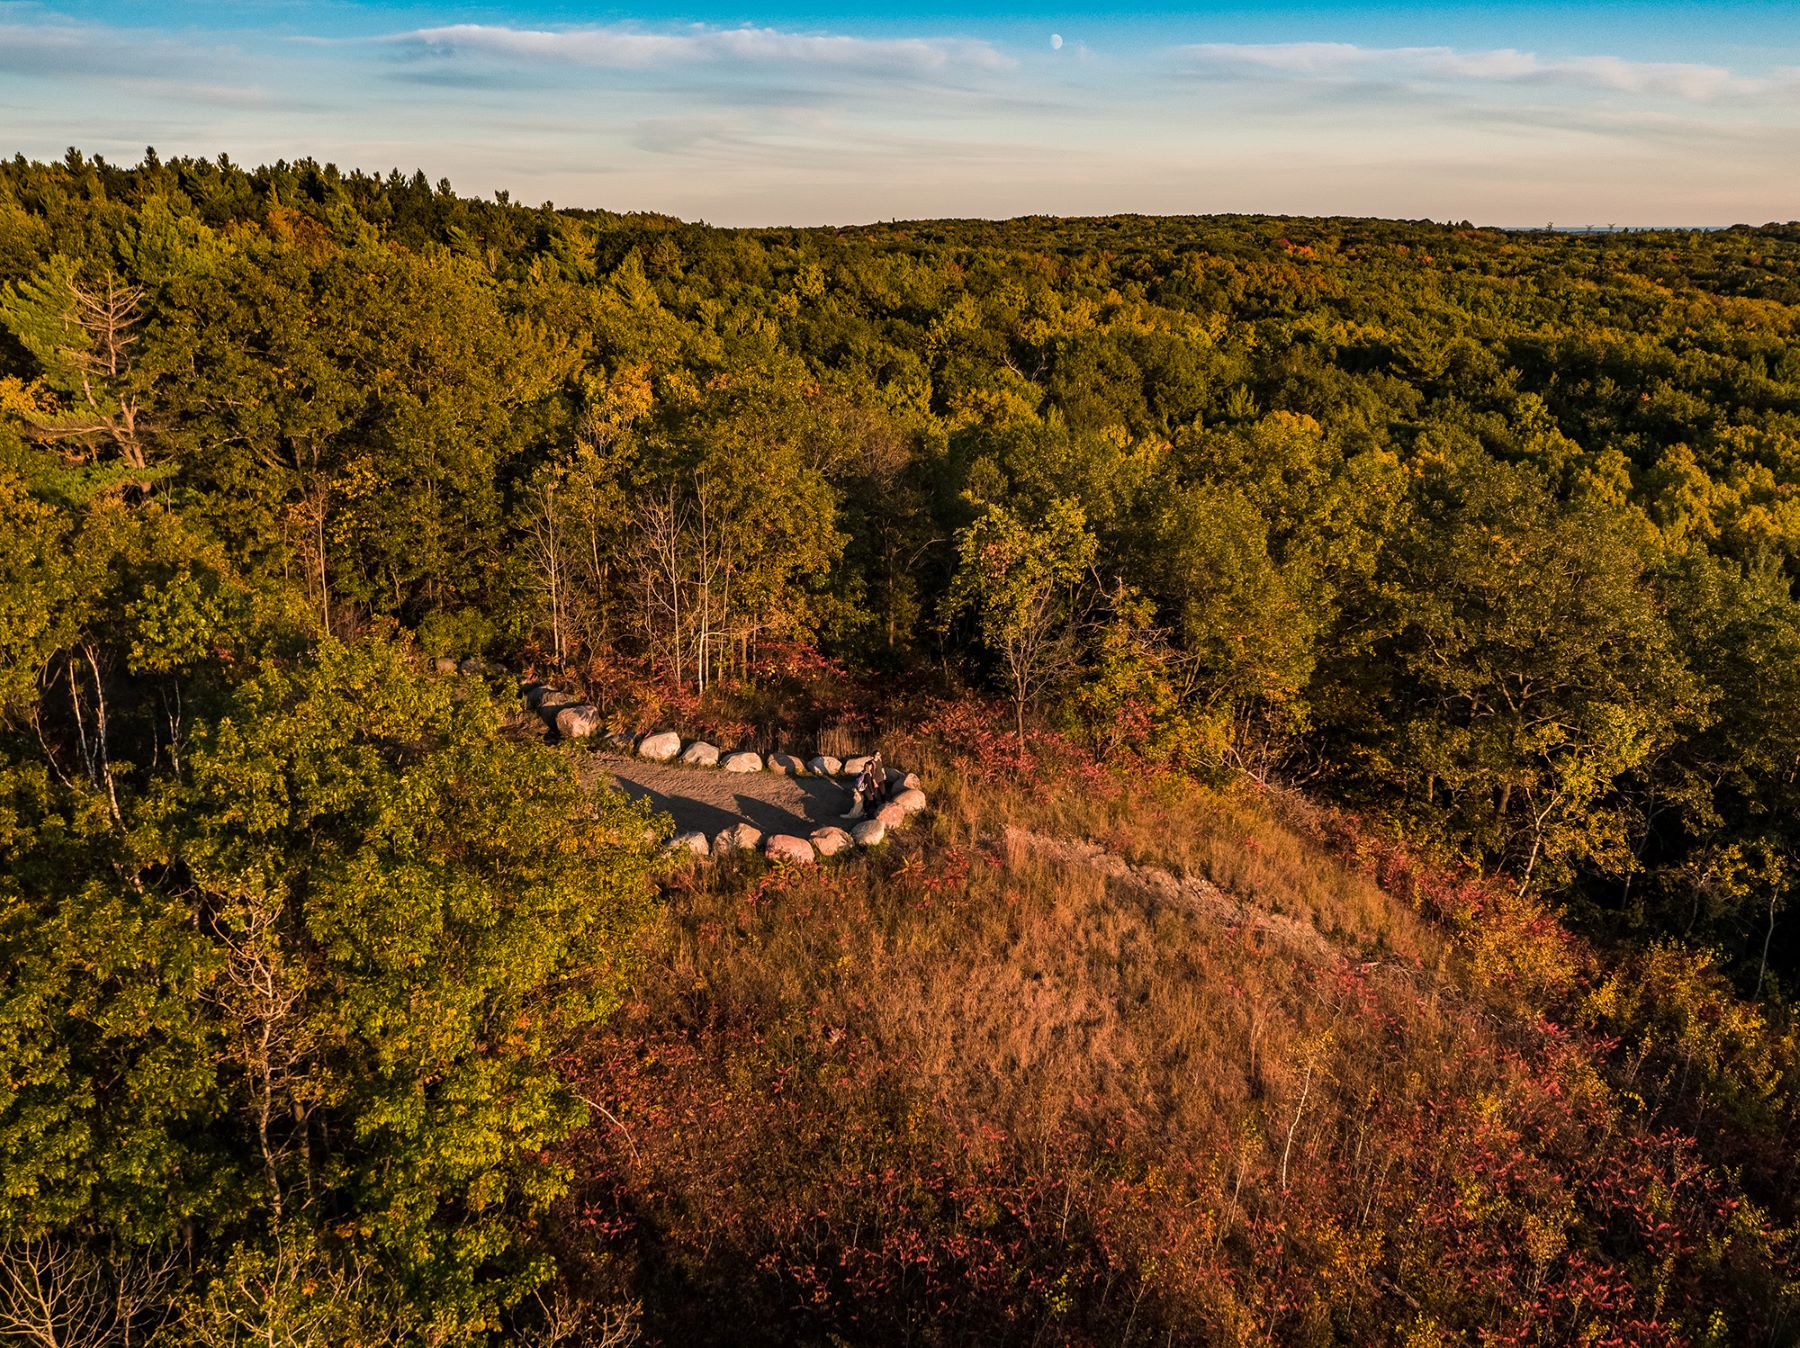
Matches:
[[2, 0, 1796, 225]]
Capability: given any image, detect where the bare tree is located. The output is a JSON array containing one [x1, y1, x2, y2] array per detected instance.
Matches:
[[0, 1238, 180, 1348], [12, 271, 153, 475], [211, 901, 316, 1229]]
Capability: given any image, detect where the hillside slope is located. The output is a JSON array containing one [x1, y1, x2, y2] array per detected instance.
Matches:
[[552, 721, 1798, 1345]]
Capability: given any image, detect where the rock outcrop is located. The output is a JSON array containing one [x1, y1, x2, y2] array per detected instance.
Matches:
[[554, 704, 603, 739], [667, 831, 710, 859], [810, 826, 854, 857], [713, 822, 762, 854], [638, 731, 682, 762], [764, 834, 816, 865]]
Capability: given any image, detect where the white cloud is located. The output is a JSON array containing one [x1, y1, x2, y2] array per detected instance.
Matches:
[[387, 23, 1014, 78], [1176, 41, 1798, 102]]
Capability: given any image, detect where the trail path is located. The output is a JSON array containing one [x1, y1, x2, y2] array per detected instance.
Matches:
[[584, 752, 862, 838]]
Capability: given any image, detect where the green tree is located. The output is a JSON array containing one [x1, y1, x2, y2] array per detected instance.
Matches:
[[946, 495, 1097, 750], [1366, 455, 1703, 890], [159, 637, 658, 1334]]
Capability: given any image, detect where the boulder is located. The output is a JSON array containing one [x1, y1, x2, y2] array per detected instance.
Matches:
[[712, 822, 762, 854], [680, 740, 720, 767], [767, 752, 807, 776], [638, 731, 682, 763], [875, 801, 906, 829], [851, 819, 886, 847], [721, 751, 764, 773], [666, 830, 710, 859], [601, 729, 637, 752], [810, 826, 854, 857], [433, 656, 458, 675], [888, 770, 922, 792], [891, 788, 928, 817], [843, 755, 872, 775], [553, 704, 603, 739], [807, 755, 843, 777], [764, 834, 816, 865], [458, 656, 484, 676], [520, 682, 552, 707]]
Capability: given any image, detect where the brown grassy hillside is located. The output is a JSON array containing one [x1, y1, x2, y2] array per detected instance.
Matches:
[[551, 709, 1798, 1346]]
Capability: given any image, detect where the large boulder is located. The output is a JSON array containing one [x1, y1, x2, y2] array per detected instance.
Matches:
[[680, 740, 720, 767], [810, 826, 854, 857], [713, 822, 762, 854], [638, 731, 682, 763], [843, 755, 872, 776], [888, 770, 922, 792], [807, 755, 843, 777], [850, 819, 886, 847], [875, 801, 906, 829], [554, 704, 603, 739], [766, 752, 807, 776], [666, 830, 710, 859], [764, 834, 816, 865], [891, 788, 928, 817], [721, 751, 764, 773]]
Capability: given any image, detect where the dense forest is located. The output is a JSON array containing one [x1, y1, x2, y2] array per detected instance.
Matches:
[[2, 149, 1798, 1344]]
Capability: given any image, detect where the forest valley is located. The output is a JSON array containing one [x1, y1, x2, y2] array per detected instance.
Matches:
[[1, 149, 1799, 1344]]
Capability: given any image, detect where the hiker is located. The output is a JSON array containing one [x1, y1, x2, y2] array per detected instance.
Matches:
[[842, 752, 887, 820]]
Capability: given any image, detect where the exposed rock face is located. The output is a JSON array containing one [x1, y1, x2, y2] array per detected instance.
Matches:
[[667, 831, 710, 858], [638, 731, 682, 762], [807, 755, 843, 777], [767, 752, 807, 775], [851, 819, 886, 846], [713, 822, 762, 854], [810, 826, 854, 857], [554, 704, 603, 739], [875, 801, 906, 829], [721, 751, 764, 773], [680, 741, 720, 767], [891, 788, 928, 817], [764, 834, 816, 865]]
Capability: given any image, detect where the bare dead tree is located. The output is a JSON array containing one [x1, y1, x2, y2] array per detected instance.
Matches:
[[211, 902, 316, 1229], [0, 1238, 181, 1348], [17, 273, 153, 475], [524, 472, 571, 668]]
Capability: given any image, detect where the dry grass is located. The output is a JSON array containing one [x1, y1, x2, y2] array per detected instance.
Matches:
[[554, 726, 1791, 1345]]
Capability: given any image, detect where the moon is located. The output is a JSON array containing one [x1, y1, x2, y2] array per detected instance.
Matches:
[[1050, 33, 1063, 50]]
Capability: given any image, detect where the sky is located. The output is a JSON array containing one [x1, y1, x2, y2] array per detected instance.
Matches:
[[1, 0, 1797, 226]]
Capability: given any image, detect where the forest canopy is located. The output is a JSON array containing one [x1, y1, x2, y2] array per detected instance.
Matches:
[[2, 149, 1799, 1342]]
